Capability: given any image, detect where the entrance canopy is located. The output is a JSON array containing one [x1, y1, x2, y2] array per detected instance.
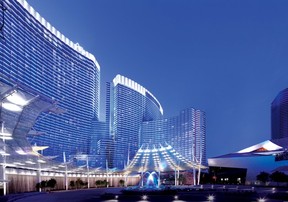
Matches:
[[125, 143, 207, 173], [0, 75, 67, 171]]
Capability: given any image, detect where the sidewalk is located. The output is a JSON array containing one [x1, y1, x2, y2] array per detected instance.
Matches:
[[1, 188, 123, 202]]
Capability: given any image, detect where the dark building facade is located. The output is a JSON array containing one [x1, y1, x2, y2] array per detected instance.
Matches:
[[271, 88, 288, 140]]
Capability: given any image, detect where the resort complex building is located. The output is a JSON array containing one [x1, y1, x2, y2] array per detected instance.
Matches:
[[0, 0, 207, 172], [271, 88, 288, 140], [0, 0, 100, 161], [105, 75, 207, 169], [106, 75, 164, 169], [208, 138, 288, 183], [140, 108, 206, 164]]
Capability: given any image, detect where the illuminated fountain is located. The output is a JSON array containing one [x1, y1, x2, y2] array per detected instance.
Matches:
[[143, 171, 159, 188], [121, 143, 206, 197]]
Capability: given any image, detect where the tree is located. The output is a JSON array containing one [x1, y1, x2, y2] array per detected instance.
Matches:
[[256, 172, 270, 184], [178, 174, 186, 185], [95, 180, 102, 187], [47, 178, 57, 190], [119, 179, 125, 187], [103, 180, 108, 187], [95, 180, 109, 187], [270, 171, 287, 186], [36, 182, 41, 192], [76, 178, 85, 189], [40, 180, 47, 191], [70, 180, 75, 189]]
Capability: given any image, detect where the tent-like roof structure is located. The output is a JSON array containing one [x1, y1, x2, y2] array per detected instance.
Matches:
[[125, 143, 207, 173], [212, 140, 285, 159], [0, 75, 72, 171]]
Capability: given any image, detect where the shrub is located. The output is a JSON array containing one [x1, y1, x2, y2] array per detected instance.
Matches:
[[119, 179, 125, 187], [47, 178, 57, 189]]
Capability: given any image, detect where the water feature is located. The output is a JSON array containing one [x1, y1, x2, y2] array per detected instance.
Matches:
[[144, 171, 159, 188]]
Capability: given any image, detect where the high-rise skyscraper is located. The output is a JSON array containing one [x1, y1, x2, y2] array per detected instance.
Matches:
[[271, 88, 288, 140], [106, 75, 207, 169], [0, 0, 100, 160], [140, 108, 207, 165], [106, 75, 163, 169], [1, 0, 207, 170]]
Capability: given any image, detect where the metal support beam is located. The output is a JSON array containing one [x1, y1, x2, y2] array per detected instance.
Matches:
[[86, 157, 90, 189]]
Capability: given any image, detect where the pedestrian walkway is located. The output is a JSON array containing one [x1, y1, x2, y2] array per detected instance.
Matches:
[[3, 188, 123, 202]]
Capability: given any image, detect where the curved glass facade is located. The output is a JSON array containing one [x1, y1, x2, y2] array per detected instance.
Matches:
[[140, 108, 207, 165], [107, 75, 163, 169], [271, 88, 288, 140], [0, 0, 100, 160]]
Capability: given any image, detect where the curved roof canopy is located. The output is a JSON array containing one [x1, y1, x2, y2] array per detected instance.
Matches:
[[125, 143, 207, 173], [0, 76, 68, 171]]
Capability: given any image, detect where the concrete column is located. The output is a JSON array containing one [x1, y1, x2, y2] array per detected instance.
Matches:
[[141, 171, 143, 187], [37, 162, 41, 192], [64, 167, 68, 190], [158, 170, 161, 187], [0, 161, 7, 195], [86, 157, 90, 189], [1, 122, 7, 195], [177, 170, 180, 186], [174, 168, 177, 186], [125, 174, 128, 187]]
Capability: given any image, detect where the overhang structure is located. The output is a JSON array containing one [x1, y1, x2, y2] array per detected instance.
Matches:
[[125, 143, 207, 173]]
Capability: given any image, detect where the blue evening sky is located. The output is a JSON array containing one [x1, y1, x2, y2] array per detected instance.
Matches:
[[27, 0, 288, 158]]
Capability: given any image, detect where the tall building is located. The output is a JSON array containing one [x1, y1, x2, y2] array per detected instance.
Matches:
[[140, 108, 207, 165], [106, 75, 163, 169], [271, 88, 288, 140], [0, 0, 100, 160], [0, 0, 207, 170], [88, 119, 109, 168]]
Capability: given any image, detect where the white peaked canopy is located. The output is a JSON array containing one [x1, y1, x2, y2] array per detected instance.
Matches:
[[237, 140, 283, 155], [125, 143, 207, 173]]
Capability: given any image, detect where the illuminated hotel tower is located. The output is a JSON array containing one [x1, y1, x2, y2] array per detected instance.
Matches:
[[0, 0, 100, 160], [272, 88, 288, 140], [106, 75, 163, 169], [141, 108, 207, 165]]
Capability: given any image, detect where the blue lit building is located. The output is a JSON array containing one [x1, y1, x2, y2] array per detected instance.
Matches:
[[106, 75, 163, 169], [271, 88, 288, 140], [0, 0, 207, 171], [106, 75, 207, 170], [0, 0, 100, 161], [208, 138, 288, 183], [141, 108, 207, 165]]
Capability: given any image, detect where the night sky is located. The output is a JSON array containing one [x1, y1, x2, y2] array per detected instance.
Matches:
[[26, 0, 288, 158]]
